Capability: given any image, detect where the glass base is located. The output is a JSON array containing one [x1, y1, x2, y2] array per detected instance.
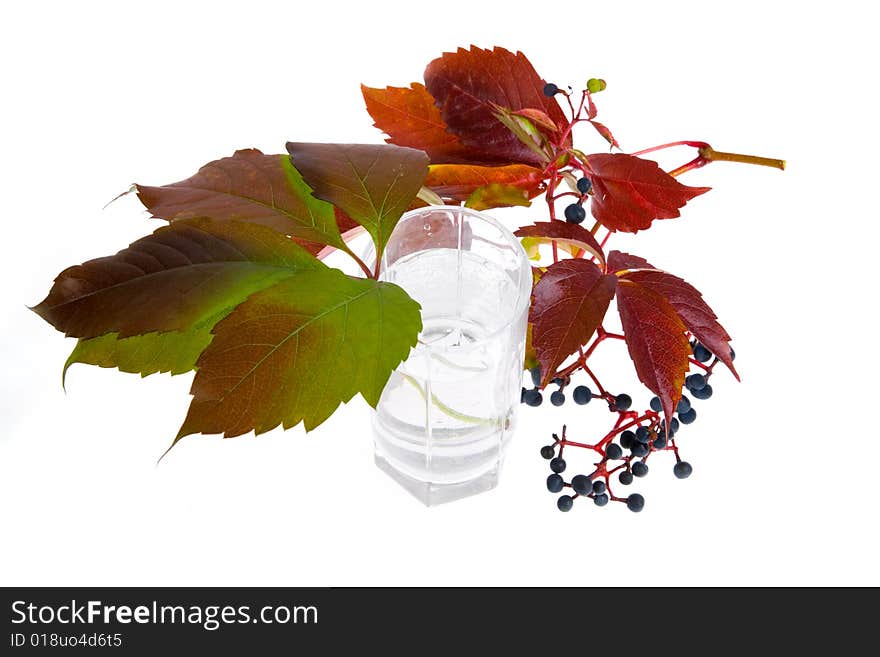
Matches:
[[374, 452, 501, 506]]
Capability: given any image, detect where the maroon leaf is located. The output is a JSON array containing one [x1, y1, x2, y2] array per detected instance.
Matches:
[[607, 250, 653, 272], [424, 46, 570, 167], [585, 153, 710, 232], [530, 259, 617, 387], [514, 222, 606, 266], [610, 251, 737, 377], [616, 279, 690, 425]]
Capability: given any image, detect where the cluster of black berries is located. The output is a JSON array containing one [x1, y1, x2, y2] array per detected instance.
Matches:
[[541, 440, 644, 513], [522, 367, 592, 407], [521, 367, 631, 411]]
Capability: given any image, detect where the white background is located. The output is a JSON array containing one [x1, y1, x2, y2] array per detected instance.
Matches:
[[1, 1, 876, 586]]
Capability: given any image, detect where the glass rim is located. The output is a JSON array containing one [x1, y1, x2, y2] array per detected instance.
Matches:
[[383, 205, 532, 348]]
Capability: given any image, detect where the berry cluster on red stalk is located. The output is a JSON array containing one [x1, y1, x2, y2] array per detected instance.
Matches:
[[507, 77, 783, 513]]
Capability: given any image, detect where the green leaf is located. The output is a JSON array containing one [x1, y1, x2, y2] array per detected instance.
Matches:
[[32, 218, 323, 339], [136, 149, 351, 251], [286, 142, 429, 259], [465, 183, 531, 211], [176, 269, 422, 438], [62, 312, 225, 385]]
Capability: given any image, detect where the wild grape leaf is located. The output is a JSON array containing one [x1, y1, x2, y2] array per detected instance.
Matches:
[[530, 259, 617, 387], [32, 218, 321, 339], [424, 46, 570, 167], [425, 163, 544, 201], [136, 149, 348, 251], [514, 222, 606, 265], [286, 143, 429, 259], [610, 251, 737, 377], [62, 311, 226, 385], [176, 269, 422, 438], [616, 279, 690, 425], [607, 250, 653, 272], [360, 83, 474, 163], [465, 183, 531, 211], [585, 153, 710, 232]]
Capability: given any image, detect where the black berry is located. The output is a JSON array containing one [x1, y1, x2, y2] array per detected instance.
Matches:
[[635, 426, 651, 443], [674, 461, 693, 479], [529, 366, 542, 387], [571, 474, 592, 496], [630, 442, 649, 458], [692, 383, 713, 400], [576, 177, 593, 194], [606, 443, 623, 460], [557, 494, 574, 512], [618, 470, 634, 486], [626, 493, 645, 512], [572, 385, 592, 405], [613, 394, 632, 411], [619, 430, 635, 449], [523, 389, 542, 407], [540, 445, 555, 460], [564, 203, 586, 224], [693, 343, 712, 362], [546, 473, 564, 493], [592, 480, 606, 495], [593, 493, 609, 507], [685, 373, 707, 391], [677, 396, 691, 414], [650, 396, 662, 412], [653, 436, 667, 449], [632, 461, 649, 477], [678, 408, 697, 425], [550, 457, 567, 474], [550, 390, 565, 406], [543, 82, 559, 97]]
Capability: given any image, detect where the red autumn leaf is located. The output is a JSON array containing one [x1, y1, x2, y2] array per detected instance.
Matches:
[[424, 46, 570, 167], [589, 120, 620, 149], [424, 163, 545, 201], [610, 251, 737, 377], [514, 221, 606, 266], [585, 153, 710, 232], [616, 279, 690, 425], [360, 83, 475, 164], [530, 259, 617, 387], [607, 250, 653, 272]]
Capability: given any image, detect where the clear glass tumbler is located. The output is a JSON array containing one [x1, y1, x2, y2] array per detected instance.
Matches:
[[373, 206, 532, 505]]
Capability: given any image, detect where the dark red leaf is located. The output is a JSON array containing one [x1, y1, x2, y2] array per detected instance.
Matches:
[[514, 222, 606, 266], [424, 46, 570, 167], [425, 163, 544, 201], [616, 279, 690, 425], [585, 153, 710, 232], [530, 259, 617, 387], [610, 250, 737, 378], [607, 250, 653, 272]]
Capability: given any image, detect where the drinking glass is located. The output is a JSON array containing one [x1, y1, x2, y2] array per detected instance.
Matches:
[[372, 205, 532, 505]]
